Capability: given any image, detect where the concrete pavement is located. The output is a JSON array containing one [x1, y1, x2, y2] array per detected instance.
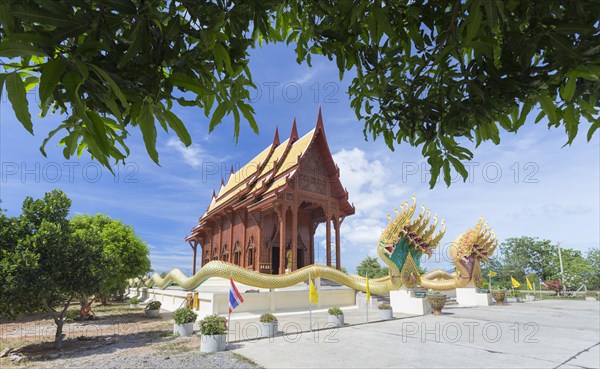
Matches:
[[229, 299, 600, 368]]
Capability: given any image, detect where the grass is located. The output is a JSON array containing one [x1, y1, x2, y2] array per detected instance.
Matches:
[[156, 340, 194, 354], [232, 352, 264, 368]]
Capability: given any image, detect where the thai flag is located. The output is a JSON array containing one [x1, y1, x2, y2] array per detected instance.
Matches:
[[539, 277, 548, 288], [229, 277, 244, 313]]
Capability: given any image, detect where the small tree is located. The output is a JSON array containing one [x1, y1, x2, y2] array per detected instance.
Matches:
[[0, 190, 105, 348], [356, 256, 389, 279], [71, 214, 150, 305]]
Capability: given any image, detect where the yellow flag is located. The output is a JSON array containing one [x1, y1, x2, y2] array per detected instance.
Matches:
[[526, 276, 533, 290], [488, 271, 497, 277], [511, 276, 521, 288], [309, 277, 318, 304], [366, 277, 371, 302]]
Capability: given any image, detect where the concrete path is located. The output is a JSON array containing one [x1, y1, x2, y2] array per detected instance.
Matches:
[[230, 300, 600, 368]]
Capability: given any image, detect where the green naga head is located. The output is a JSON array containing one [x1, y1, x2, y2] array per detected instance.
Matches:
[[377, 196, 445, 288]]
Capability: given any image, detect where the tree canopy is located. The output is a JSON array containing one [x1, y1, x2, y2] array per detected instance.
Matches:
[[0, 190, 104, 348], [70, 213, 150, 301], [0, 0, 598, 186], [0, 190, 150, 348], [356, 256, 390, 279], [491, 236, 598, 290]]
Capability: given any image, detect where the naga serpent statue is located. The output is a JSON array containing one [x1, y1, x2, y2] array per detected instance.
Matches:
[[130, 197, 497, 294]]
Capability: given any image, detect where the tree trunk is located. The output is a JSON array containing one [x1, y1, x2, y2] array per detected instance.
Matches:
[[42, 297, 72, 350], [54, 319, 65, 349], [79, 294, 89, 316]]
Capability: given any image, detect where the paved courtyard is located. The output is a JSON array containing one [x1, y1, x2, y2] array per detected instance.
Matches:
[[230, 300, 600, 368]]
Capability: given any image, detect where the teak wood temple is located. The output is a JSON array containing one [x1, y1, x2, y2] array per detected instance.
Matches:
[[185, 110, 355, 275]]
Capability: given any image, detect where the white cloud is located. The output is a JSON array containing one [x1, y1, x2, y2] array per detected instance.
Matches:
[[330, 147, 413, 271], [166, 137, 205, 168]]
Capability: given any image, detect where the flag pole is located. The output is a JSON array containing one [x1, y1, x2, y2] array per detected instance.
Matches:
[[309, 272, 312, 331], [366, 273, 369, 324], [227, 273, 232, 345]]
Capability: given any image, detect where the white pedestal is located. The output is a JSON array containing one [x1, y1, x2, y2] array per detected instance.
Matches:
[[390, 289, 431, 315], [456, 288, 491, 306]]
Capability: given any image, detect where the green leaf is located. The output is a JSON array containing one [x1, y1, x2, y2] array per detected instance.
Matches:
[[563, 105, 578, 146], [442, 159, 451, 187], [163, 110, 192, 146], [170, 72, 207, 95], [539, 95, 559, 126], [5, 72, 33, 133], [238, 103, 258, 134], [39, 59, 66, 103], [40, 123, 68, 156], [213, 43, 233, 74], [209, 104, 227, 132], [86, 111, 111, 155], [0, 40, 47, 58], [587, 120, 599, 142], [12, 6, 78, 28], [497, 115, 512, 131], [138, 99, 159, 164], [0, 74, 6, 97], [560, 77, 576, 102], [448, 156, 468, 181], [465, 0, 482, 43], [87, 64, 128, 109]]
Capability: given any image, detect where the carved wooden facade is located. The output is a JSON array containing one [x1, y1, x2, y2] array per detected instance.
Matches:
[[185, 110, 355, 274]]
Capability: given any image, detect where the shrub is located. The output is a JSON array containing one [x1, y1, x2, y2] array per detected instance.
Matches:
[[259, 313, 277, 323], [173, 307, 197, 325], [146, 301, 162, 310], [65, 310, 80, 322], [130, 297, 139, 304], [199, 314, 227, 335], [378, 303, 392, 310], [328, 307, 343, 316]]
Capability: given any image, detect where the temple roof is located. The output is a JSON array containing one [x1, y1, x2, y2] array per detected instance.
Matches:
[[189, 109, 355, 239]]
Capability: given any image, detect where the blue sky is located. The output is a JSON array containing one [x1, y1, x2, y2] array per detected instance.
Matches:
[[1, 43, 599, 275]]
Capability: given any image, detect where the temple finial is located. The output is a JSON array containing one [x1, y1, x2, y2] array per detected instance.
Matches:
[[316, 106, 324, 127], [212, 189, 216, 198], [273, 126, 280, 146], [290, 117, 298, 141], [220, 177, 225, 187], [230, 165, 234, 174]]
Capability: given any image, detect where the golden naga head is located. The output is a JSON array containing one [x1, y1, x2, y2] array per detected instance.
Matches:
[[379, 195, 445, 257], [451, 217, 498, 263]]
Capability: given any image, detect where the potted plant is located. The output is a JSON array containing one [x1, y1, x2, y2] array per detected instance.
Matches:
[[129, 297, 140, 308], [492, 290, 506, 305], [145, 300, 161, 318], [258, 313, 278, 338], [426, 289, 446, 315], [378, 303, 393, 320], [199, 314, 228, 353], [173, 307, 197, 336], [327, 307, 344, 327]]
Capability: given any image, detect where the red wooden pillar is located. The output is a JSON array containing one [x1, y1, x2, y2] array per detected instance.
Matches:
[[279, 207, 287, 274], [326, 214, 332, 267], [335, 217, 341, 270], [292, 206, 298, 271]]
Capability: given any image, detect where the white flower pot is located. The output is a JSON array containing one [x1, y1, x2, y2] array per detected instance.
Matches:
[[259, 322, 278, 338], [145, 309, 160, 318], [200, 334, 227, 353], [129, 304, 139, 308], [328, 314, 344, 327], [378, 309, 393, 320], [174, 322, 194, 337]]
